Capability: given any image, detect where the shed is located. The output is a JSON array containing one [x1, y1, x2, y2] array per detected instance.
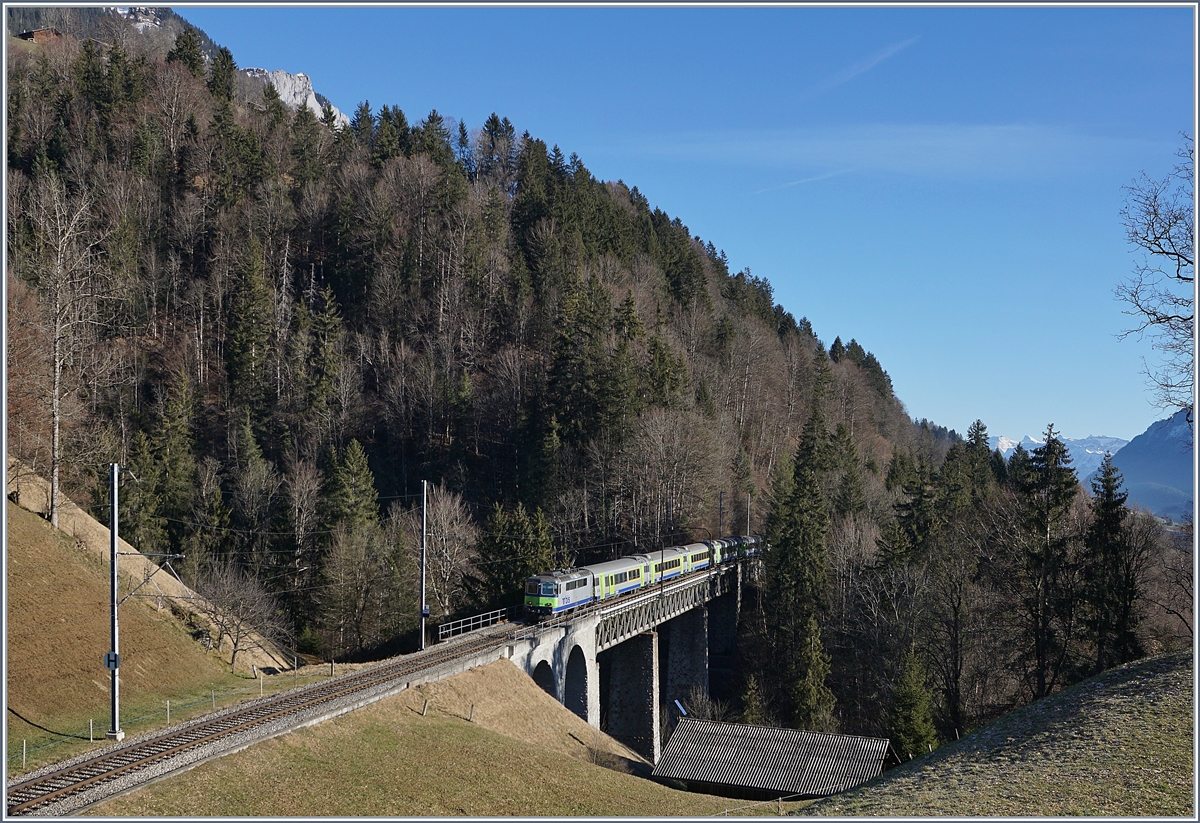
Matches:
[[652, 717, 889, 800], [17, 28, 63, 44]]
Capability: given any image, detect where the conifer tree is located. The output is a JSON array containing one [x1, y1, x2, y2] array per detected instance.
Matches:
[[465, 502, 555, 610], [227, 238, 272, 418], [1083, 454, 1144, 672], [739, 673, 772, 726], [154, 368, 198, 551], [1016, 424, 1081, 699], [350, 101, 375, 145], [321, 439, 379, 534], [166, 27, 205, 79], [207, 46, 236, 101], [888, 650, 939, 760], [263, 83, 288, 130], [764, 391, 835, 728], [121, 429, 166, 553], [791, 614, 837, 732]]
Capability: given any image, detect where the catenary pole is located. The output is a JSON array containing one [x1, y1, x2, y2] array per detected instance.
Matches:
[[107, 463, 124, 740], [420, 479, 428, 651]]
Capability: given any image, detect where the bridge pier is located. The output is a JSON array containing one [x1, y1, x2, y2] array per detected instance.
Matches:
[[605, 630, 660, 764], [665, 606, 708, 720], [511, 614, 600, 728], [510, 559, 751, 756]]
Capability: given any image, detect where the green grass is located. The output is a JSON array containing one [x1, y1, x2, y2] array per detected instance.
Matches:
[[800, 649, 1194, 816], [89, 700, 800, 816], [5, 501, 337, 777]]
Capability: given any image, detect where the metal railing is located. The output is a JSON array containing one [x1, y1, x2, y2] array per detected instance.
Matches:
[[436, 606, 513, 642]]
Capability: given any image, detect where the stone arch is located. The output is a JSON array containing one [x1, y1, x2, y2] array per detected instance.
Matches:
[[532, 660, 556, 698], [564, 644, 589, 721]]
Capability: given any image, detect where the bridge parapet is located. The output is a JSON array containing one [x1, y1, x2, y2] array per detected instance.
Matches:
[[596, 564, 735, 651]]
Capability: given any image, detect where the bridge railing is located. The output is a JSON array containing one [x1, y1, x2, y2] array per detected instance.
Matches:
[[437, 606, 514, 642]]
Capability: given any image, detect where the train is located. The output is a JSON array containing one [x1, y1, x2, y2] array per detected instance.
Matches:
[[523, 535, 762, 619]]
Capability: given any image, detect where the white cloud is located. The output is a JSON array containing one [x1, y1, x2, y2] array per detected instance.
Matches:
[[621, 124, 1159, 182], [810, 37, 920, 96]]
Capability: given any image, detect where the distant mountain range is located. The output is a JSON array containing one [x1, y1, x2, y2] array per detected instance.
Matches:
[[989, 411, 1193, 521], [1107, 409, 1193, 522], [988, 433, 1130, 480]]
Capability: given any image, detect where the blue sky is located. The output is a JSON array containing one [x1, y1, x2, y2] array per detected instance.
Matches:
[[177, 4, 1195, 443]]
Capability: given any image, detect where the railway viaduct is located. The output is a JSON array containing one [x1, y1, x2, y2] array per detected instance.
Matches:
[[500, 558, 756, 764]]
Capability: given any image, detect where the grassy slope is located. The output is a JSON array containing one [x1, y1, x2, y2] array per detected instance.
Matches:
[[5, 502, 313, 776], [802, 649, 1194, 816], [89, 660, 797, 817]]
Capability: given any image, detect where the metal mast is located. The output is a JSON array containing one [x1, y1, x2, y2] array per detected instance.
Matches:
[[106, 463, 124, 740], [420, 479, 428, 651]]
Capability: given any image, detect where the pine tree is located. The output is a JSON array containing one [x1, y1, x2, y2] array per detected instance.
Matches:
[[350, 100, 375, 145], [464, 502, 555, 610], [888, 650, 939, 760], [154, 368, 198, 553], [790, 614, 837, 732], [764, 400, 834, 728], [207, 46, 236, 101], [740, 673, 772, 726], [263, 83, 288, 130], [1084, 454, 1143, 672], [321, 439, 379, 534], [166, 27, 205, 79], [226, 238, 272, 418], [1017, 424, 1081, 699], [122, 430, 166, 553]]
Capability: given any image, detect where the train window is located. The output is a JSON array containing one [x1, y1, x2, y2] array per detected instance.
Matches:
[[526, 581, 539, 595], [630, 569, 639, 579], [541, 582, 556, 596]]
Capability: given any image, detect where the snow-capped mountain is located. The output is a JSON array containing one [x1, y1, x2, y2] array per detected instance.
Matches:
[[242, 68, 350, 129], [114, 7, 165, 34], [988, 432, 1130, 479], [1107, 409, 1193, 521]]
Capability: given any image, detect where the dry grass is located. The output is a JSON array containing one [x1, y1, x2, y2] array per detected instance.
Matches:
[[5, 502, 309, 776], [88, 660, 804, 817], [802, 649, 1194, 816]]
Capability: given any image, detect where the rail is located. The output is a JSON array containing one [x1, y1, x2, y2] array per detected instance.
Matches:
[[507, 556, 752, 645], [6, 634, 505, 816], [437, 607, 514, 642]]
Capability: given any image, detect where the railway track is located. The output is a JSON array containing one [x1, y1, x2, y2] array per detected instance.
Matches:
[[6, 630, 509, 816]]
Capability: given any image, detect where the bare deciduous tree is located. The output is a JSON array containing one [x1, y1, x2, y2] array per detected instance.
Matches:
[[397, 483, 478, 621], [22, 173, 110, 528], [1117, 134, 1194, 424], [196, 561, 285, 672]]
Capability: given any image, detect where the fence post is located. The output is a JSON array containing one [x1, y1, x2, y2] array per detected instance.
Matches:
[[422, 699, 428, 717], [469, 704, 474, 722], [23, 739, 26, 770], [166, 700, 170, 724], [211, 689, 215, 711], [90, 719, 94, 742]]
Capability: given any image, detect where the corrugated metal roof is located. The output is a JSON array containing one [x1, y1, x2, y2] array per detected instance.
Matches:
[[652, 718, 888, 797]]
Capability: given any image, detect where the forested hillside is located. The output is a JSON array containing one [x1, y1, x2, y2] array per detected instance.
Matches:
[[6, 10, 1190, 750]]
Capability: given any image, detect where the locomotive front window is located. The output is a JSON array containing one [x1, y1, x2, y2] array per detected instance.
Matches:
[[526, 581, 540, 595], [541, 583, 556, 596]]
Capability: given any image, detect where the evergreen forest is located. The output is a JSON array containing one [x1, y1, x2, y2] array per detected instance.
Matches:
[[5, 10, 1192, 751]]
